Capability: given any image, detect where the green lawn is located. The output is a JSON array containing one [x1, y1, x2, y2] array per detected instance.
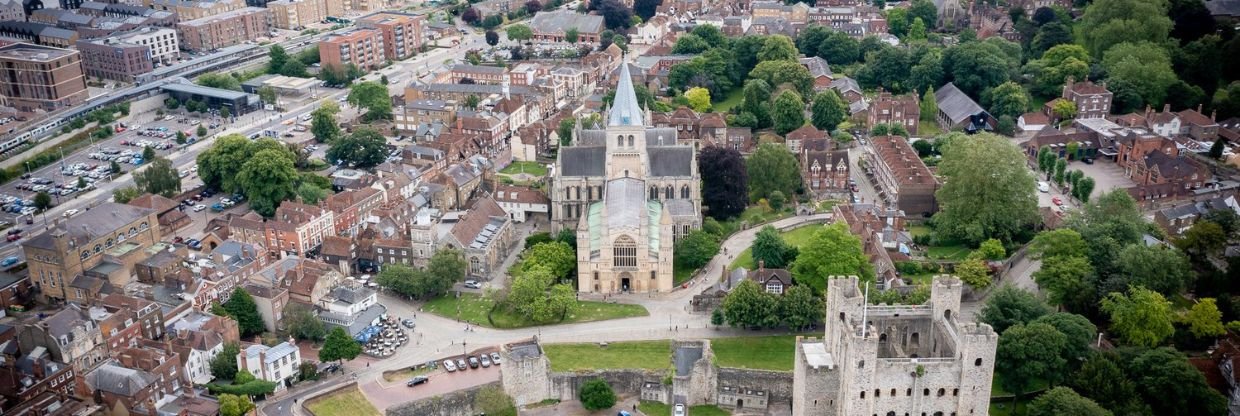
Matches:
[[422, 293, 649, 329], [306, 388, 381, 416], [738, 206, 793, 225], [543, 340, 672, 372], [498, 161, 547, 176], [817, 199, 843, 213], [639, 401, 731, 415], [712, 88, 744, 112], [689, 405, 732, 416], [916, 122, 943, 138], [991, 373, 1049, 397], [710, 335, 803, 371], [729, 224, 825, 271], [909, 225, 931, 237], [908, 225, 973, 261]]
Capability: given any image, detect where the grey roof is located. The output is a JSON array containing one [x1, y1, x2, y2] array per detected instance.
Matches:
[[23, 202, 154, 249], [559, 147, 606, 176], [246, 341, 299, 364], [1160, 203, 1203, 220], [649, 147, 693, 177], [666, 199, 697, 217], [935, 82, 985, 124], [411, 82, 537, 96], [645, 128, 678, 146], [328, 285, 375, 305], [609, 63, 644, 127], [452, 64, 506, 74], [606, 178, 647, 229], [529, 10, 604, 35], [831, 76, 861, 94], [508, 342, 542, 359], [40, 304, 92, 339], [322, 303, 387, 336], [799, 56, 832, 78], [1205, 0, 1240, 16], [87, 363, 155, 396], [162, 82, 250, 100]]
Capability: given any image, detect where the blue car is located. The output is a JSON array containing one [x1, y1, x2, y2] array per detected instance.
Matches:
[[1, 256, 19, 267], [187, 239, 202, 250]]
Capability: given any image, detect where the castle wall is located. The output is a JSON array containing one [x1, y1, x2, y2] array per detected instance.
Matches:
[[500, 351, 550, 406], [717, 368, 794, 406], [548, 369, 664, 401], [386, 381, 500, 416]]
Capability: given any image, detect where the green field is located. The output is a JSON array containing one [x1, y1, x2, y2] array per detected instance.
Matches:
[[422, 293, 648, 329], [640, 400, 732, 415], [498, 161, 547, 176], [908, 225, 973, 261], [673, 263, 695, 285], [728, 224, 825, 271], [710, 335, 803, 371], [712, 88, 744, 112], [306, 388, 381, 416], [543, 340, 672, 372]]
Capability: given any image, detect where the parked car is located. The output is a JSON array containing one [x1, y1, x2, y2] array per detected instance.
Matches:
[[464, 280, 481, 289], [443, 360, 457, 372], [406, 376, 429, 387], [479, 355, 491, 368], [6, 234, 18, 242], [468, 356, 480, 369], [1052, 197, 1063, 206], [8, 228, 22, 235], [401, 319, 416, 328], [62, 209, 79, 217], [674, 404, 686, 416], [490, 352, 501, 365], [0, 256, 18, 267], [1037, 181, 1050, 193], [187, 239, 202, 250], [456, 359, 467, 371]]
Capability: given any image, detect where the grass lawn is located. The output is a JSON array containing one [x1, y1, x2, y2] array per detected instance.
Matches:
[[907, 225, 973, 261], [989, 398, 1030, 416], [498, 161, 547, 176], [908, 225, 931, 237], [817, 199, 843, 213], [916, 122, 943, 138], [543, 340, 672, 372], [729, 224, 825, 271], [381, 365, 433, 382], [991, 373, 1049, 397], [738, 206, 793, 225], [710, 335, 804, 371], [639, 401, 672, 415], [422, 293, 649, 329], [689, 405, 732, 416], [306, 388, 381, 416], [712, 88, 744, 112]]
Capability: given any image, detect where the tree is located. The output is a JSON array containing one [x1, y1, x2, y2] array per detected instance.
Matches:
[[699, 146, 748, 220], [1101, 286, 1174, 347], [1027, 387, 1112, 416], [295, 182, 327, 205], [1074, 177, 1095, 202], [109, 160, 121, 174], [771, 90, 805, 136], [257, 86, 277, 106], [209, 343, 240, 380], [1127, 347, 1229, 416], [1079, 0, 1172, 57], [197, 73, 241, 91], [33, 192, 51, 211], [722, 280, 779, 328], [220, 107, 231, 119], [790, 223, 874, 289], [1115, 245, 1192, 296], [941, 41, 1017, 97], [749, 60, 814, 98], [565, 27, 579, 43], [1176, 220, 1228, 258], [684, 87, 711, 112], [758, 35, 797, 61], [977, 238, 1006, 260], [485, 30, 499, 46], [818, 32, 860, 65], [1203, 210, 1240, 237], [197, 124, 208, 137], [285, 303, 326, 342], [810, 90, 846, 131], [779, 285, 824, 330], [1051, 100, 1077, 122], [462, 7, 480, 24], [1027, 44, 1091, 97], [933, 133, 1040, 244], [672, 34, 710, 54], [134, 158, 181, 197], [165, 97, 180, 110], [142, 145, 156, 161], [595, 0, 632, 29], [237, 148, 299, 217], [675, 230, 721, 271], [268, 45, 289, 74], [327, 127, 387, 168], [746, 143, 801, 201], [223, 288, 265, 337], [1186, 298, 1226, 339], [428, 248, 467, 287], [1033, 255, 1094, 309], [954, 257, 993, 289], [279, 60, 308, 77], [311, 101, 341, 144], [857, 47, 912, 93], [347, 81, 392, 121], [508, 266, 577, 322], [1053, 158, 1067, 186], [1210, 138, 1227, 159], [979, 285, 1053, 333], [920, 88, 938, 122], [888, 8, 910, 37], [112, 186, 141, 203], [983, 81, 1031, 118], [219, 394, 256, 416], [319, 327, 362, 363], [507, 24, 533, 42], [752, 226, 797, 269], [1032, 312, 1097, 365], [908, 0, 938, 28], [1103, 42, 1179, 109], [1068, 354, 1146, 414], [997, 322, 1069, 396], [520, 242, 576, 280], [740, 79, 774, 128], [557, 117, 575, 146], [907, 17, 927, 40], [579, 379, 616, 410], [474, 386, 517, 416]]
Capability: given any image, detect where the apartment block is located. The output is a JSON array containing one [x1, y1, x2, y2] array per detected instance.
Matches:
[[176, 7, 272, 52], [0, 43, 88, 112], [319, 28, 385, 71], [267, 0, 326, 30], [0, 0, 24, 21], [356, 11, 424, 61], [147, 0, 246, 22], [76, 27, 179, 82]]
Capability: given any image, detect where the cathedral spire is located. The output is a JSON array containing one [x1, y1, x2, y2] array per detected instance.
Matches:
[[607, 63, 644, 127]]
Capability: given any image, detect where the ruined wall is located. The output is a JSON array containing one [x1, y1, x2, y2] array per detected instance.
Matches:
[[387, 382, 501, 416], [548, 369, 665, 401], [718, 367, 794, 406]]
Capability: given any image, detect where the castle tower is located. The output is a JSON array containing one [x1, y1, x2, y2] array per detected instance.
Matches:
[[929, 275, 962, 323]]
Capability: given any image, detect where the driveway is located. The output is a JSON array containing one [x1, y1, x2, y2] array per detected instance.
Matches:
[[1068, 159, 1135, 200]]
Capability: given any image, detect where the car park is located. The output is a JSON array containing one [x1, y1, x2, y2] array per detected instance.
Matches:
[[193, 204, 206, 212], [406, 376, 429, 387], [456, 358, 467, 371], [401, 319, 415, 328]]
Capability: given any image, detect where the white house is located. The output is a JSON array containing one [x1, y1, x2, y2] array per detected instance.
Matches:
[[317, 285, 387, 338], [180, 332, 225, 385], [632, 15, 671, 45], [238, 340, 302, 391], [493, 185, 550, 223]]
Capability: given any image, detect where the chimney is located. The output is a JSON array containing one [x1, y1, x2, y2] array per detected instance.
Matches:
[[1198, 104, 1203, 113], [758, 259, 765, 271], [1163, 104, 1171, 113], [1212, 110, 1217, 122]]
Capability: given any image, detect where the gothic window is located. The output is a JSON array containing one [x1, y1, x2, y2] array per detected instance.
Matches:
[[617, 135, 624, 147], [140, 222, 148, 230], [80, 251, 88, 260], [937, 388, 945, 397], [613, 236, 637, 268], [974, 358, 982, 366], [680, 185, 689, 199], [858, 360, 864, 368], [665, 185, 673, 199], [650, 186, 658, 200], [627, 135, 634, 147], [469, 257, 482, 274]]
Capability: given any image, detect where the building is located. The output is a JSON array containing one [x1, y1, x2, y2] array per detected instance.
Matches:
[[21, 202, 159, 304], [84, 345, 184, 415], [0, 344, 78, 408], [792, 276, 998, 416], [556, 65, 701, 294], [449, 64, 507, 84], [494, 185, 550, 223], [747, 263, 792, 294], [0, 0, 22, 21], [1059, 77, 1112, 120], [0, 43, 87, 112], [77, 27, 179, 82], [317, 285, 385, 339], [834, 203, 910, 283], [799, 56, 833, 91], [934, 83, 993, 133], [78, 1, 180, 28], [1155, 195, 1240, 236], [0, 21, 78, 48], [356, 11, 424, 62], [801, 137, 850, 199], [166, 326, 225, 385], [176, 7, 271, 52], [16, 305, 106, 371], [99, 294, 165, 341], [863, 135, 939, 216], [161, 82, 260, 116], [319, 28, 385, 71], [528, 10, 605, 43], [237, 340, 300, 391], [266, 0, 326, 30], [441, 198, 514, 279], [867, 92, 920, 135], [146, 0, 246, 22], [324, 188, 383, 237]]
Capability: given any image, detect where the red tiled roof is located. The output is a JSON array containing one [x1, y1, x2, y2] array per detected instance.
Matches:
[[1178, 109, 1216, 126]]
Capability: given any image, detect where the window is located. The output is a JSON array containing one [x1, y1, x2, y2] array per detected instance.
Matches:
[[617, 135, 624, 147], [681, 185, 689, 199], [665, 185, 673, 199], [766, 283, 783, 294], [650, 271, 656, 279], [613, 236, 637, 267], [470, 257, 482, 273], [974, 358, 982, 366], [858, 360, 864, 368], [627, 135, 634, 147], [937, 388, 945, 397]]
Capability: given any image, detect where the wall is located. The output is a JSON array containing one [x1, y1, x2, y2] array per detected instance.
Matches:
[[548, 369, 664, 401], [718, 368, 794, 406], [386, 381, 501, 416], [130, 93, 170, 115]]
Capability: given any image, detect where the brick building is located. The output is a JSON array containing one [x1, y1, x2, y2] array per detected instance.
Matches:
[[176, 7, 271, 52], [863, 135, 939, 216], [356, 11, 424, 62], [867, 91, 920, 135], [0, 43, 87, 112], [319, 28, 385, 71]]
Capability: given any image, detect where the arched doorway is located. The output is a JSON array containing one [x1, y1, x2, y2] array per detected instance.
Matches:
[[620, 272, 632, 292], [737, 399, 744, 408]]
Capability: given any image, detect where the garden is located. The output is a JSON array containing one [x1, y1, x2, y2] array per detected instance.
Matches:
[[422, 293, 649, 329]]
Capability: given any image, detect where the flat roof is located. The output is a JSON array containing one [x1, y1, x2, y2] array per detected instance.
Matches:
[[0, 43, 76, 62], [161, 82, 250, 100], [802, 342, 833, 369]]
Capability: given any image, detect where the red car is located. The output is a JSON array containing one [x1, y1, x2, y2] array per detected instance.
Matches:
[[1052, 197, 1063, 206], [6, 234, 19, 242]]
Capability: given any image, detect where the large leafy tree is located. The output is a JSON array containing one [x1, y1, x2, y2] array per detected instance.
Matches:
[[209, 343, 241, 380], [746, 143, 800, 201], [941, 41, 1017, 97], [771, 90, 806, 136], [223, 288, 265, 337], [347, 81, 392, 121], [1185, 297, 1226, 339], [520, 242, 576, 280], [237, 148, 299, 217], [810, 90, 847, 132], [1112, 245, 1192, 296], [997, 322, 1069, 396], [1100, 286, 1174, 347], [954, 257, 993, 289], [857, 46, 911, 93], [1126, 347, 1229, 416], [933, 133, 1040, 244], [721, 280, 779, 328], [749, 60, 813, 98], [509, 265, 576, 323], [284, 303, 326, 342], [219, 394, 256, 416], [134, 157, 181, 197], [979, 285, 1053, 334], [778, 285, 823, 330], [790, 223, 873, 289], [1102, 42, 1178, 108], [1032, 312, 1097, 364], [197, 73, 241, 91], [739, 79, 774, 128], [982, 81, 1031, 118], [1032, 255, 1094, 310], [698, 146, 748, 220], [318, 327, 362, 363], [1027, 387, 1112, 416], [327, 127, 388, 168], [506, 24, 532, 42], [579, 379, 617, 410], [1067, 354, 1147, 415], [757, 35, 798, 61], [1079, 0, 1172, 57], [675, 230, 721, 271], [311, 100, 341, 143], [751, 226, 797, 269], [1025, 44, 1091, 97]]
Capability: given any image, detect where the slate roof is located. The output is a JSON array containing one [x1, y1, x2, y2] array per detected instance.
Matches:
[[649, 147, 693, 177], [799, 56, 832, 78], [1204, 0, 1240, 16], [86, 363, 155, 396], [559, 147, 606, 176], [934, 82, 985, 125], [609, 63, 644, 127], [1145, 150, 1204, 180], [748, 267, 792, 286], [24, 202, 153, 250], [529, 10, 604, 34], [449, 197, 507, 246]]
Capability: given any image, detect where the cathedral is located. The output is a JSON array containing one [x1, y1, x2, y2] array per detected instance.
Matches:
[[550, 64, 702, 294]]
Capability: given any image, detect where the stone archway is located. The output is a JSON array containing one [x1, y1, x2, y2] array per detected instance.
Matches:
[[620, 272, 632, 292]]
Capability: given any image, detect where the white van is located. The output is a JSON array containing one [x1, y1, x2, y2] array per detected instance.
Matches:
[[1038, 182, 1050, 193]]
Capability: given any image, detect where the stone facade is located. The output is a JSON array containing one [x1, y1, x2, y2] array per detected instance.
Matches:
[[792, 276, 998, 416], [499, 340, 551, 407], [387, 381, 501, 416]]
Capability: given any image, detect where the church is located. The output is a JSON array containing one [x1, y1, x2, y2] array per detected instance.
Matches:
[[550, 64, 702, 294]]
